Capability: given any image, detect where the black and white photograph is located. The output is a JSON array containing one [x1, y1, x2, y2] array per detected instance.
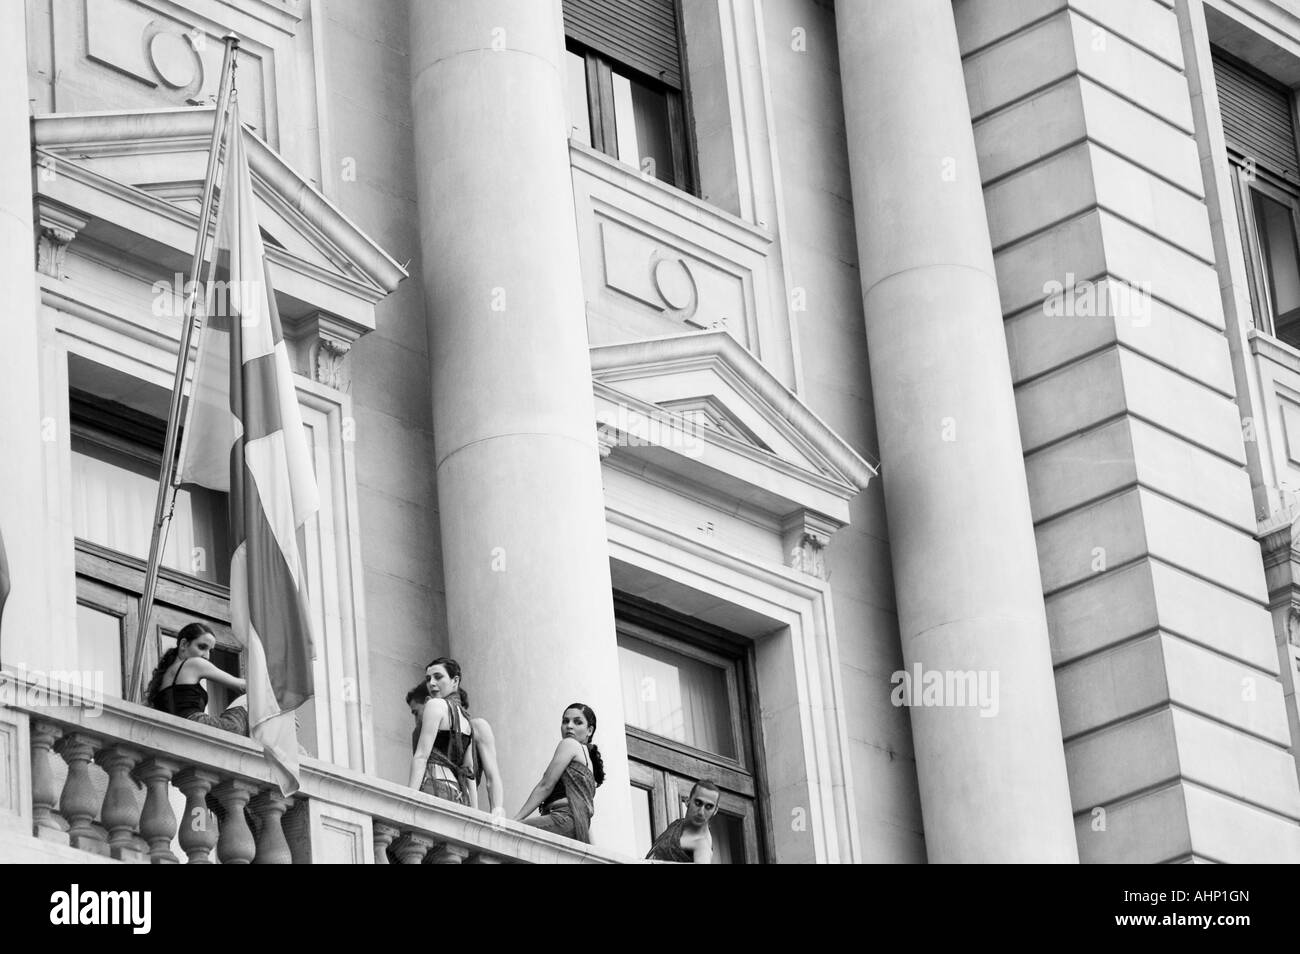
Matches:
[[0, 0, 1290, 923]]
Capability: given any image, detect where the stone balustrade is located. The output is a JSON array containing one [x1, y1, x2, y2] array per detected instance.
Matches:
[[0, 670, 625, 864]]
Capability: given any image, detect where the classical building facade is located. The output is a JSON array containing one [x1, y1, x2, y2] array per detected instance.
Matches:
[[1, 0, 1299, 863]]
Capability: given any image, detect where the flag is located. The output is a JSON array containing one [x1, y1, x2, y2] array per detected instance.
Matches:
[[0, 527, 10, 631], [178, 99, 318, 795]]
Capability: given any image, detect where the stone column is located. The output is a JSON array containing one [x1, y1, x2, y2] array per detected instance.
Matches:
[[407, 0, 633, 852], [0, 0, 53, 670], [835, 0, 1077, 862]]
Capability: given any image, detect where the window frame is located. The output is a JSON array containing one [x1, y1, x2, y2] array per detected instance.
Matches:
[[615, 592, 769, 863], [1230, 154, 1300, 343], [69, 391, 240, 707], [566, 38, 696, 195]]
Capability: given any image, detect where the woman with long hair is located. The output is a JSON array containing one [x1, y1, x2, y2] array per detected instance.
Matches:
[[406, 674, 505, 815], [408, 657, 475, 805], [146, 622, 248, 734], [513, 702, 604, 844]]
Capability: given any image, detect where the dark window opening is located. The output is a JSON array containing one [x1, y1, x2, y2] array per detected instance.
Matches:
[[1214, 47, 1300, 349], [563, 0, 695, 193]]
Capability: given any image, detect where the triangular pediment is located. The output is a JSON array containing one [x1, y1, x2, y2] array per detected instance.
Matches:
[[592, 331, 877, 523], [656, 396, 771, 450], [32, 106, 406, 334]]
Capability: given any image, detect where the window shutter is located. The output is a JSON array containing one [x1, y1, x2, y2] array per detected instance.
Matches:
[[1213, 50, 1300, 183], [563, 0, 682, 89]]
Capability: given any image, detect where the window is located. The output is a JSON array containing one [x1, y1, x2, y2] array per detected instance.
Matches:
[[1214, 48, 1300, 347], [563, 0, 694, 192], [70, 390, 239, 708], [615, 594, 765, 863]]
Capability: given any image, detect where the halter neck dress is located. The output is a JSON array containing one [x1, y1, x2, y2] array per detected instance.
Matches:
[[537, 744, 597, 844]]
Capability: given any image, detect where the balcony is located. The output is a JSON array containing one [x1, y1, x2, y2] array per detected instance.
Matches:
[[0, 669, 623, 864]]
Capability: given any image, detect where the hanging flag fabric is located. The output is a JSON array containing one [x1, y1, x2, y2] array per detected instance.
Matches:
[[0, 527, 10, 632], [178, 98, 318, 795]]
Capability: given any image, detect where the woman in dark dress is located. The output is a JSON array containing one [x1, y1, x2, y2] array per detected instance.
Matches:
[[146, 622, 249, 734], [408, 678, 506, 815], [408, 657, 475, 805], [513, 702, 604, 844]]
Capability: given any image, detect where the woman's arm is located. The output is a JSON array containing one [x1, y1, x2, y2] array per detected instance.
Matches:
[[408, 698, 448, 790], [192, 658, 247, 693], [471, 717, 505, 814], [513, 738, 579, 821]]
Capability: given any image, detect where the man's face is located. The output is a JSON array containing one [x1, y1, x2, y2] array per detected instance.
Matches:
[[686, 787, 720, 826]]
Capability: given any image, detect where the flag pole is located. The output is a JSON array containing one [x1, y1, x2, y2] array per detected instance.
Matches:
[[127, 34, 241, 703]]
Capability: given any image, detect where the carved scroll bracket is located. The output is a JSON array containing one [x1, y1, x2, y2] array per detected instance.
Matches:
[[35, 201, 88, 279]]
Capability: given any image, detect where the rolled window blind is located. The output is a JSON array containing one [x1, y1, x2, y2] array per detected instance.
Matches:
[[1213, 49, 1299, 182], [563, 0, 682, 89]]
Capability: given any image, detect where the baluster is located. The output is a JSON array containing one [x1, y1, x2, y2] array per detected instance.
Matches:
[[133, 757, 180, 864], [173, 767, 220, 864], [56, 732, 107, 854], [94, 745, 144, 862], [29, 721, 68, 844], [373, 822, 400, 864], [250, 789, 293, 864], [426, 842, 468, 864], [212, 779, 257, 864], [392, 831, 433, 864]]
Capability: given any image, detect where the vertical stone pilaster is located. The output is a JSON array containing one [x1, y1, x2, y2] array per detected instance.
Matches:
[[0, 0, 55, 674]]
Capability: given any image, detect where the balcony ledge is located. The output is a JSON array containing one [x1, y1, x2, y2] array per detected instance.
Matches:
[[1, 672, 629, 864]]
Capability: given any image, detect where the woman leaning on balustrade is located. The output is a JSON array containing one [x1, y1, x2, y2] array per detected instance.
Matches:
[[146, 622, 249, 734]]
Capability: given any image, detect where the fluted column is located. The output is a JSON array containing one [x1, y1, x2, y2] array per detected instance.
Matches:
[[835, 0, 1077, 862], [408, 0, 633, 851], [0, 0, 54, 671]]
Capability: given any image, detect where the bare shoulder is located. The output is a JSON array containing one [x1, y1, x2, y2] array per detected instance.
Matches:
[[188, 658, 223, 679], [423, 696, 450, 725], [470, 716, 495, 741]]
